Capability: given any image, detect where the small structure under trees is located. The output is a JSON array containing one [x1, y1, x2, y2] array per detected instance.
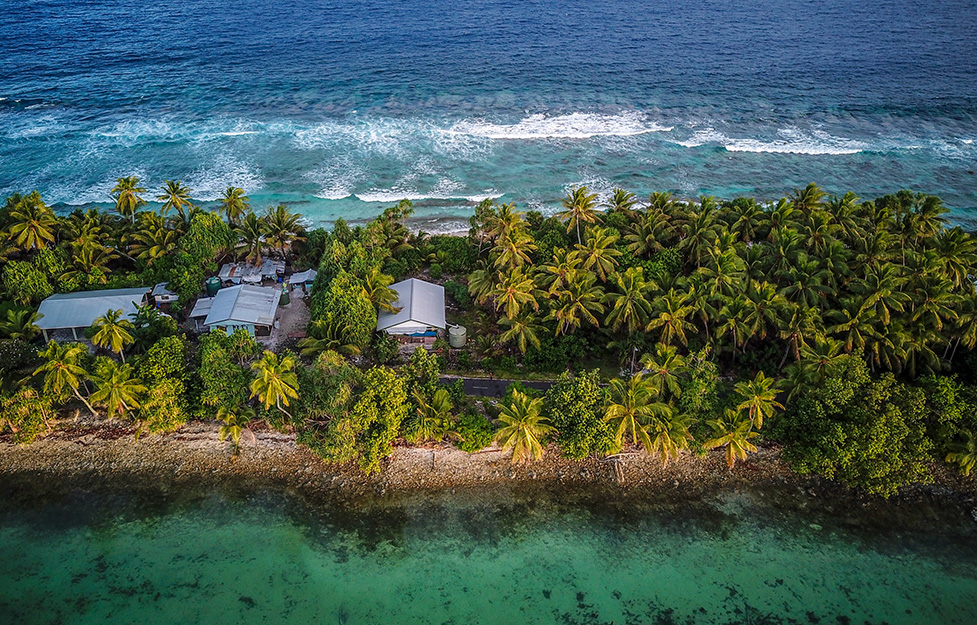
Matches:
[[376, 278, 446, 343], [190, 284, 280, 336], [35, 287, 149, 342]]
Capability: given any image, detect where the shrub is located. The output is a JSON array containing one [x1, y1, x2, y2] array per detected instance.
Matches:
[[443, 280, 473, 310], [543, 370, 613, 459], [456, 408, 494, 452], [429, 263, 443, 280]]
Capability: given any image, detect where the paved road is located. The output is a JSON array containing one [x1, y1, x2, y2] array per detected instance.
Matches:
[[439, 376, 554, 398]]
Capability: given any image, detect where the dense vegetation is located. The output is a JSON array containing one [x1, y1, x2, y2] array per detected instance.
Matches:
[[1, 180, 976, 497]]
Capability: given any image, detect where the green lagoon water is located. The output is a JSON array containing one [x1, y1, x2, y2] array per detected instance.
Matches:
[[2, 482, 976, 625]]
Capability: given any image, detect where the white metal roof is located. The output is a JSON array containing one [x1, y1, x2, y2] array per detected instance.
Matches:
[[290, 268, 317, 283], [376, 278, 446, 332], [152, 282, 176, 297], [203, 285, 279, 327], [188, 297, 214, 318], [36, 287, 149, 330]]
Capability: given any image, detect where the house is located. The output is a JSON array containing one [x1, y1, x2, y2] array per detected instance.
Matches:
[[218, 259, 284, 285], [189, 284, 280, 336], [35, 287, 149, 342], [288, 268, 317, 290], [376, 278, 446, 342]]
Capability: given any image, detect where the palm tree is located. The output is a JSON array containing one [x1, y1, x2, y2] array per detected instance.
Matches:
[[219, 186, 250, 225], [854, 264, 909, 325], [90, 360, 147, 419], [828, 297, 876, 355], [639, 343, 688, 399], [734, 371, 784, 430], [410, 389, 457, 443], [299, 320, 363, 357], [494, 389, 553, 464], [932, 227, 977, 289], [263, 204, 305, 259], [549, 270, 605, 335], [744, 281, 786, 341], [604, 267, 654, 334], [235, 212, 266, 266], [217, 405, 257, 457], [499, 313, 544, 354], [646, 412, 693, 465], [33, 341, 97, 416], [91, 309, 135, 363], [7, 191, 57, 251], [704, 409, 759, 468], [130, 222, 179, 266], [492, 227, 537, 271], [717, 296, 753, 354], [946, 429, 977, 476], [575, 226, 622, 282], [0, 309, 42, 340], [790, 182, 827, 213], [156, 180, 194, 221], [798, 338, 846, 383], [646, 289, 695, 347], [110, 176, 147, 223], [777, 304, 821, 369], [490, 267, 539, 320], [557, 186, 601, 245], [605, 188, 639, 220], [604, 373, 671, 453], [361, 266, 400, 313], [540, 247, 582, 295], [59, 241, 117, 287], [250, 351, 300, 418]]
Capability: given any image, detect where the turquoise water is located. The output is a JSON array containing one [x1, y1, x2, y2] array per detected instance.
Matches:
[[2, 0, 976, 227], [2, 482, 976, 624]]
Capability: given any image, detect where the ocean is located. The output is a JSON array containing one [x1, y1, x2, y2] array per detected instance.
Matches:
[[1, 0, 975, 229], [2, 480, 977, 624]]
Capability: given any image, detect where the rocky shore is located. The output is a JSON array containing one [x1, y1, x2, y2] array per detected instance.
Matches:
[[2, 421, 976, 529]]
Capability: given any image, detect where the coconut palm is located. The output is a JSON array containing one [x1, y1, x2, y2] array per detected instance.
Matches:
[[494, 389, 553, 464], [89, 360, 146, 419], [646, 412, 693, 465], [235, 212, 266, 266], [639, 343, 688, 399], [409, 389, 458, 443], [854, 264, 909, 325], [744, 281, 786, 341], [263, 204, 305, 259], [549, 270, 605, 335], [604, 267, 654, 334], [129, 222, 179, 266], [361, 266, 400, 313], [797, 337, 847, 383], [557, 186, 601, 245], [59, 241, 117, 287], [646, 289, 695, 347], [499, 313, 544, 354], [734, 371, 784, 430], [217, 405, 257, 457], [605, 188, 639, 219], [156, 180, 194, 221], [32, 342, 97, 416], [575, 226, 621, 282], [219, 186, 250, 225], [0, 309, 42, 341], [299, 320, 363, 357], [492, 227, 537, 271], [777, 304, 822, 369], [946, 429, 977, 477], [110, 176, 146, 223], [249, 350, 300, 418], [604, 373, 671, 453], [790, 182, 827, 214], [7, 191, 57, 251], [704, 409, 759, 468], [91, 309, 135, 363], [490, 267, 539, 320], [716, 296, 753, 354], [540, 247, 582, 294], [680, 202, 720, 268], [931, 227, 977, 290]]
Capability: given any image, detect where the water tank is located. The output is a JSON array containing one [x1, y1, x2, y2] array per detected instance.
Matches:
[[280, 286, 290, 306], [205, 277, 221, 297], [448, 325, 467, 348]]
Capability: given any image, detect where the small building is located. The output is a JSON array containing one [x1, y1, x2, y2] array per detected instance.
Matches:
[[150, 282, 179, 307], [288, 268, 318, 289], [218, 259, 285, 285], [35, 287, 149, 342], [376, 278, 446, 342], [191, 284, 280, 336]]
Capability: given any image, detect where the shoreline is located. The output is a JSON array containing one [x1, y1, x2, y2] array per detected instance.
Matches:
[[3, 422, 976, 529]]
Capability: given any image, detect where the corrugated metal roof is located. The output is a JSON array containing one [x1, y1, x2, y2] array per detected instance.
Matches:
[[36, 287, 149, 330], [188, 297, 214, 318], [376, 278, 445, 331], [152, 282, 176, 297], [203, 285, 279, 327], [290, 268, 317, 283]]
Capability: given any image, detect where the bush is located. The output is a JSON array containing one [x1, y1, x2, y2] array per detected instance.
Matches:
[[456, 408, 494, 452], [544, 370, 613, 459], [429, 263, 443, 281], [370, 332, 400, 365], [427, 235, 477, 274], [443, 280, 473, 310]]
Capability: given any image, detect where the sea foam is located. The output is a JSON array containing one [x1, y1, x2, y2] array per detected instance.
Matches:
[[446, 112, 673, 140]]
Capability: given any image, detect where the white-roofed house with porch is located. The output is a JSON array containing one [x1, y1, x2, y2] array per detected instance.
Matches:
[[35, 287, 149, 342], [376, 278, 446, 346], [188, 284, 280, 337]]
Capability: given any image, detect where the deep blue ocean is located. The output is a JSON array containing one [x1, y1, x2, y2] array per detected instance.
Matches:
[[1, 0, 976, 228]]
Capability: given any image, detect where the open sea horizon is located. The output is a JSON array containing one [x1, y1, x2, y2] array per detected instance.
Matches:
[[1, 0, 976, 229]]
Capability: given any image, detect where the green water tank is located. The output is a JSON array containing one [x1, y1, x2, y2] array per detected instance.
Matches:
[[205, 277, 221, 297], [280, 287, 290, 306]]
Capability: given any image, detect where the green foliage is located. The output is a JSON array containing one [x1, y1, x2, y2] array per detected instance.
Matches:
[[429, 263, 443, 281], [131, 306, 180, 353], [369, 331, 400, 365], [443, 280, 473, 310], [302, 366, 408, 474], [0, 388, 53, 444], [169, 211, 234, 304], [310, 270, 377, 349], [779, 358, 933, 497], [196, 330, 251, 418], [543, 369, 613, 459], [524, 334, 586, 373], [427, 235, 477, 274], [456, 408, 494, 452], [138, 378, 187, 435], [401, 347, 441, 398], [293, 351, 361, 426], [678, 349, 722, 422], [2, 260, 53, 305], [139, 335, 187, 383]]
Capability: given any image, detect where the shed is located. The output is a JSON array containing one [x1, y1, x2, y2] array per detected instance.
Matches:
[[376, 278, 446, 336], [151, 282, 179, 306], [35, 287, 149, 342], [289, 268, 317, 287], [201, 284, 280, 336]]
